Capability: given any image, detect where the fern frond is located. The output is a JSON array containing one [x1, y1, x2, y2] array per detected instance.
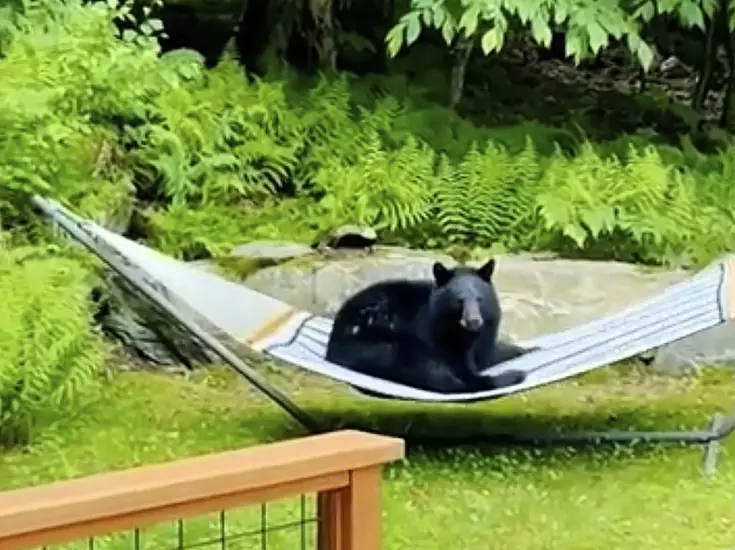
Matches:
[[436, 138, 541, 248], [0, 246, 105, 447]]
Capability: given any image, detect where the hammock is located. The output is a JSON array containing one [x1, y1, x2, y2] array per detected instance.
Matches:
[[31, 196, 735, 467]]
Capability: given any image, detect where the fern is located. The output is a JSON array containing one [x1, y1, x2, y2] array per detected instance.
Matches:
[[311, 133, 437, 232], [0, 0, 160, 228], [435, 138, 542, 248], [0, 245, 105, 447], [130, 59, 302, 206], [537, 143, 706, 264]]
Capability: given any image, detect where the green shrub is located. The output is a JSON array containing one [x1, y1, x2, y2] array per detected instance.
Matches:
[[4, 0, 734, 270], [128, 58, 302, 206], [435, 139, 542, 250], [0, 243, 106, 447], [536, 144, 713, 264], [0, 0, 174, 228], [310, 133, 438, 233]]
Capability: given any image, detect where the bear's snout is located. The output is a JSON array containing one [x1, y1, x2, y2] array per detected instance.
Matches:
[[460, 316, 484, 331], [459, 302, 484, 331]]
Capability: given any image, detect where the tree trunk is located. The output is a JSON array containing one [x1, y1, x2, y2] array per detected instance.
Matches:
[[449, 37, 474, 108], [265, 0, 302, 67], [718, 0, 735, 129], [309, 0, 336, 71], [692, 11, 721, 112]]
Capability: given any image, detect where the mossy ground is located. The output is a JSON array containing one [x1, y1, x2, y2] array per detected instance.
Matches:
[[2, 363, 735, 550]]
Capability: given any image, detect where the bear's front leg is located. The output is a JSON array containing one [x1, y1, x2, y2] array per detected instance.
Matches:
[[452, 348, 495, 391], [472, 342, 529, 390]]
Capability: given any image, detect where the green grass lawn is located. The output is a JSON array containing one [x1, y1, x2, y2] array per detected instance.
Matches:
[[2, 364, 735, 550]]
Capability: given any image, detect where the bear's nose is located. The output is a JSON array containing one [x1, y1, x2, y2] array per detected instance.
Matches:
[[460, 316, 484, 331]]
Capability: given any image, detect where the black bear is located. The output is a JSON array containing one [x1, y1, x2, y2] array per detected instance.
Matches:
[[325, 258, 533, 395]]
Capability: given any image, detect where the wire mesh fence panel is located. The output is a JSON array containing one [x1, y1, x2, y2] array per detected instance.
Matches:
[[38, 494, 318, 550]]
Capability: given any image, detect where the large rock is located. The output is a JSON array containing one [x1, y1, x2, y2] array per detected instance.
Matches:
[[243, 246, 735, 374], [96, 272, 217, 370], [229, 240, 315, 262]]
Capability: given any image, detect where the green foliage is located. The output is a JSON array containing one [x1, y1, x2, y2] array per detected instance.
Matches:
[[146, 199, 320, 259], [3, 0, 735, 270], [129, 58, 302, 206], [311, 133, 438, 232], [537, 144, 704, 263], [140, 65, 735, 266], [435, 139, 542, 249], [386, 0, 654, 69], [0, 242, 106, 447], [0, 0, 167, 228]]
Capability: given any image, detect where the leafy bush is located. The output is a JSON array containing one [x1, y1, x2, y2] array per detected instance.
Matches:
[[435, 139, 542, 250], [2, 0, 734, 270], [142, 64, 735, 267], [537, 144, 703, 263], [0, 242, 106, 447], [128, 58, 302, 206], [0, 0, 195, 230], [136, 59, 735, 267]]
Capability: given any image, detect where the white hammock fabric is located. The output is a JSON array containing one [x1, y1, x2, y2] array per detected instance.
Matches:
[[36, 197, 735, 403]]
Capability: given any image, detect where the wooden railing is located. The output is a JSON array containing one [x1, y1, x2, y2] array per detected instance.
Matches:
[[0, 430, 405, 550]]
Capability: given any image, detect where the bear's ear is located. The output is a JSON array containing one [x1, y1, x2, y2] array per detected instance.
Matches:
[[432, 262, 453, 286], [476, 258, 496, 281]]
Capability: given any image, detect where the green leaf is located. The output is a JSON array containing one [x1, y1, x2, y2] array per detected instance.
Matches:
[[385, 25, 405, 57], [458, 6, 480, 37], [406, 14, 422, 45], [122, 28, 138, 42], [538, 195, 572, 229], [587, 22, 608, 54], [633, 1, 655, 21], [677, 0, 705, 29], [564, 32, 585, 62], [553, 1, 569, 24], [480, 27, 503, 54], [658, 0, 679, 11], [636, 40, 655, 71], [626, 32, 641, 52], [421, 9, 432, 27], [580, 207, 614, 237], [433, 7, 446, 28], [441, 20, 455, 44], [563, 224, 588, 247], [514, 0, 535, 23], [530, 17, 553, 48]]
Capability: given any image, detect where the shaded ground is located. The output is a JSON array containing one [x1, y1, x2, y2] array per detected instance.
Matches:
[[457, 38, 718, 141]]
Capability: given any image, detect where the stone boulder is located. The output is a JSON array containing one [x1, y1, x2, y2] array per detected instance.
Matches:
[[229, 240, 315, 262], [242, 246, 735, 374], [95, 272, 216, 370]]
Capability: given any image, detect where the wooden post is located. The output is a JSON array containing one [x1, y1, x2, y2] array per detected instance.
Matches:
[[318, 465, 383, 550]]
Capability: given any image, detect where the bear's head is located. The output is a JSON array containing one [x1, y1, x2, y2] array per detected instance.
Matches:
[[430, 258, 500, 334]]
